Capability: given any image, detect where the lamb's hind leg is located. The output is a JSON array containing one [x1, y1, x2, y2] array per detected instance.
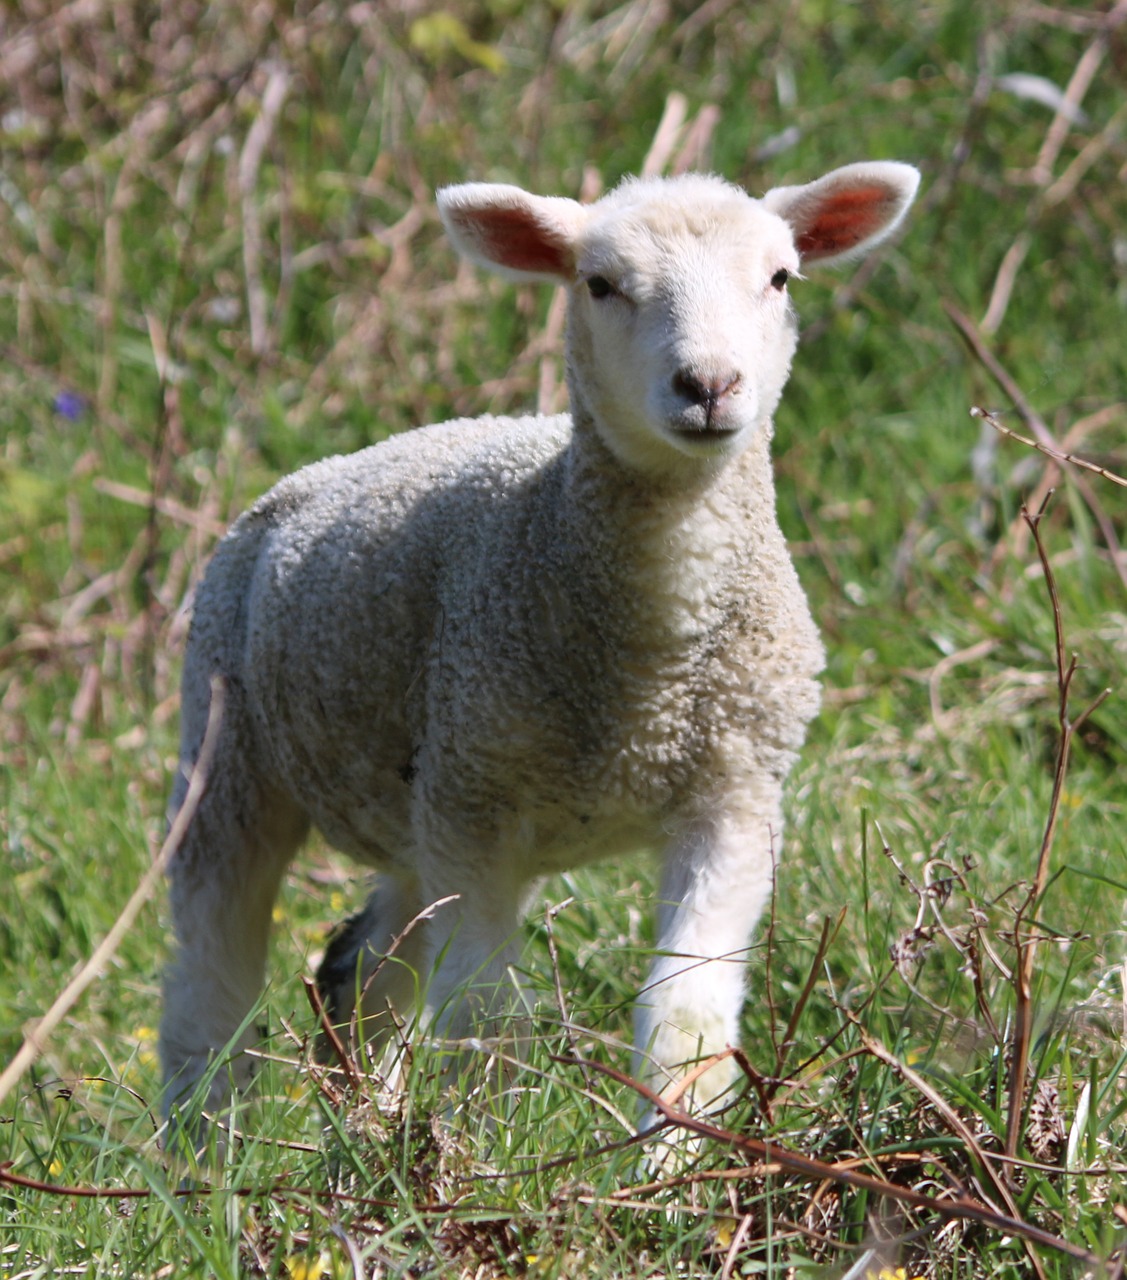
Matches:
[[160, 691, 309, 1125], [315, 873, 429, 1064], [317, 859, 524, 1092]]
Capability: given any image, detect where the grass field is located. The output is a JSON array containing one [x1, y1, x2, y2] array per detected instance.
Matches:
[[2, 1, 1126, 1275]]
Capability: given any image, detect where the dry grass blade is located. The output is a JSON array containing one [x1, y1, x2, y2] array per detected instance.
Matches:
[[240, 63, 291, 357], [773, 909, 846, 1084], [1029, 0, 1127, 185], [0, 675, 226, 1110]]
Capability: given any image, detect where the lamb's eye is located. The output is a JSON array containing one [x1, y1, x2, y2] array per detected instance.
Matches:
[[586, 275, 615, 299], [770, 268, 790, 291]]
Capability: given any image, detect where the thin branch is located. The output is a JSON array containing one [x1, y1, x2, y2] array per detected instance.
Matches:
[[947, 303, 1127, 594], [971, 406, 1127, 490], [1005, 500, 1113, 1162], [992, 403, 1127, 572]]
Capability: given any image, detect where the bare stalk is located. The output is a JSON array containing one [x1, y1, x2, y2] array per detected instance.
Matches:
[[1005, 499, 1112, 1160], [971, 406, 1127, 490], [947, 302, 1127, 594]]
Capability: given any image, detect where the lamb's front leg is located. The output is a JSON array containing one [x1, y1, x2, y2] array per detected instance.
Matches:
[[635, 794, 782, 1115]]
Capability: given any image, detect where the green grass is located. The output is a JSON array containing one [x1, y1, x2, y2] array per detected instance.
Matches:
[[2, 0, 1127, 1275]]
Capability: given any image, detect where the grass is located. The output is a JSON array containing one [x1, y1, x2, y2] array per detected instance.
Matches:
[[2, 0, 1127, 1275]]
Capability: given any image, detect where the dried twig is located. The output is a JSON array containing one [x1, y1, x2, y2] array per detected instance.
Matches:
[[992, 403, 1127, 568], [971, 406, 1127, 490], [947, 303, 1127, 593], [851, 1017, 1048, 1280], [567, 1057, 1103, 1267], [1006, 497, 1113, 1160]]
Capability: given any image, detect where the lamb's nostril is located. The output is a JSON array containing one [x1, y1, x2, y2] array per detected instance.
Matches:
[[672, 371, 706, 405], [673, 370, 741, 408]]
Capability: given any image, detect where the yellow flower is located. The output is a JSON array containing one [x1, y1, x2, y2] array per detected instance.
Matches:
[[284, 1254, 328, 1280], [714, 1217, 739, 1248], [48, 1158, 64, 1178], [525, 1253, 579, 1276]]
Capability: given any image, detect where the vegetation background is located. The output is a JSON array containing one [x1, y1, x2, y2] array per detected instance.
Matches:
[[1, 0, 1126, 1275]]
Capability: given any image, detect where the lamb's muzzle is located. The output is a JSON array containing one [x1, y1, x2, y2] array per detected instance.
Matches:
[[159, 160, 920, 1136]]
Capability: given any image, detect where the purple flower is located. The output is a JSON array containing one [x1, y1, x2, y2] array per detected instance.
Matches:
[[54, 390, 85, 421]]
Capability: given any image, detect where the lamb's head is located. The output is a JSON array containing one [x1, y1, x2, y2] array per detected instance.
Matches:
[[438, 162, 919, 474]]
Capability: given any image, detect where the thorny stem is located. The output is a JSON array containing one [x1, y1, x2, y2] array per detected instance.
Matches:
[[1005, 498, 1112, 1163]]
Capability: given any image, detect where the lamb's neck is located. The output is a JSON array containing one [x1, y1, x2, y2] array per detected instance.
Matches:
[[556, 406, 785, 623]]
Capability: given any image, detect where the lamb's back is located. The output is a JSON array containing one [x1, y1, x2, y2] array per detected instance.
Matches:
[[185, 413, 571, 859]]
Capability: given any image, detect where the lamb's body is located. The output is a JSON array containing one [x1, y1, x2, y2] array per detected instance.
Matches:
[[161, 164, 918, 1124]]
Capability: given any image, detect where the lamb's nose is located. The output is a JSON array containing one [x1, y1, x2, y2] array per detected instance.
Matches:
[[672, 369, 741, 410]]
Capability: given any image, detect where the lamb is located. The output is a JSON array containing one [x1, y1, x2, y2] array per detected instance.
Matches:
[[160, 161, 920, 1128]]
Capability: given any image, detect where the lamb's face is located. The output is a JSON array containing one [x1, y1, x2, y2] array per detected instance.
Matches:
[[566, 182, 802, 472], [437, 163, 919, 476]]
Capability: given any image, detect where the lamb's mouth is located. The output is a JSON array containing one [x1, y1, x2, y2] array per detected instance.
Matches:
[[670, 423, 743, 446]]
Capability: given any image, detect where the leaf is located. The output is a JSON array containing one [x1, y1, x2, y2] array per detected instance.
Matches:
[[1066, 1081, 1092, 1171], [996, 73, 1089, 125], [0, 464, 56, 527], [409, 13, 507, 74]]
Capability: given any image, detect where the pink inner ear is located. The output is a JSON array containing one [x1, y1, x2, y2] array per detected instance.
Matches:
[[796, 185, 898, 259], [466, 206, 573, 276]]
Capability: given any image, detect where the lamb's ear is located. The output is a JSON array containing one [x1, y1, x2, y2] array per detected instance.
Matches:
[[762, 162, 920, 267], [437, 183, 588, 284]]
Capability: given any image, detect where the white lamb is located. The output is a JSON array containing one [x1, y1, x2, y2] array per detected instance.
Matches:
[[160, 161, 920, 1127]]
